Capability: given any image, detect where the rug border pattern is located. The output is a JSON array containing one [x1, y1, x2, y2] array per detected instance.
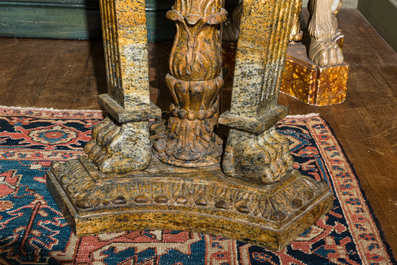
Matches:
[[0, 106, 395, 264]]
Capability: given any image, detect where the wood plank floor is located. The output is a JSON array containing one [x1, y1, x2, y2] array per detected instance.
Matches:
[[0, 9, 396, 258]]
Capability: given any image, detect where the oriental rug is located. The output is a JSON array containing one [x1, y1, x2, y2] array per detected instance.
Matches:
[[0, 106, 395, 265]]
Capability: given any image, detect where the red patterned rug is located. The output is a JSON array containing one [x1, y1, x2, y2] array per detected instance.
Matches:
[[0, 106, 395, 265]]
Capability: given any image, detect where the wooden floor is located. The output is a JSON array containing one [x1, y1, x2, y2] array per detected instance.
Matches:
[[0, 9, 396, 257]]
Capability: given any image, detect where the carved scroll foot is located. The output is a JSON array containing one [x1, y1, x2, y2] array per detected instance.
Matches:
[[309, 37, 344, 67], [222, 127, 294, 184], [84, 117, 151, 173]]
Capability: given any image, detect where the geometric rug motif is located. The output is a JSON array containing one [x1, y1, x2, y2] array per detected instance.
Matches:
[[0, 106, 395, 265]]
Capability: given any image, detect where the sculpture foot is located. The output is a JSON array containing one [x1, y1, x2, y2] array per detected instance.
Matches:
[[84, 117, 151, 174], [309, 37, 344, 67], [222, 127, 294, 184]]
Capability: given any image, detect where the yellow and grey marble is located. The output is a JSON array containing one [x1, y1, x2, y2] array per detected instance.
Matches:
[[220, 0, 297, 184], [228, 0, 296, 118], [100, 0, 150, 110], [222, 126, 294, 184], [219, 105, 289, 134], [98, 94, 161, 123], [84, 117, 152, 173], [87, 0, 155, 173], [47, 156, 333, 251], [47, 0, 334, 251]]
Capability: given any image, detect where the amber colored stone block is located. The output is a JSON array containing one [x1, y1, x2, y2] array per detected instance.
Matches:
[[280, 43, 349, 106]]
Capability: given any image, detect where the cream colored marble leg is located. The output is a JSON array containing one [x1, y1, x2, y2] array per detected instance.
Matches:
[[308, 0, 344, 66]]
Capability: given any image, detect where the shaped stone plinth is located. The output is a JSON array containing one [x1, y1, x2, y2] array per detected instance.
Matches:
[[47, 157, 333, 251]]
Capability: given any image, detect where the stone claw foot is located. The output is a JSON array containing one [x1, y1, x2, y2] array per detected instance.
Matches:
[[84, 117, 151, 174], [222, 127, 294, 184], [309, 37, 344, 67]]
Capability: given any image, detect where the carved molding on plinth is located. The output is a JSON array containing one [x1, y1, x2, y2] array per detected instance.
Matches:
[[47, 157, 333, 251]]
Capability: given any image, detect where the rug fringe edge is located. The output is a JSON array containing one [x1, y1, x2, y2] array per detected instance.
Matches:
[[284, 113, 319, 118], [0, 106, 318, 119], [0, 105, 104, 113]]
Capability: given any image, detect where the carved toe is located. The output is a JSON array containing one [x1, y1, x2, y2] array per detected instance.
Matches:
[[309, 38, 344, 67]]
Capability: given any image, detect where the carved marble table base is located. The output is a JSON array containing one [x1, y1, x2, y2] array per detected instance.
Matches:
[[47, 157, 332, 251], [47, 0, 334, 251]]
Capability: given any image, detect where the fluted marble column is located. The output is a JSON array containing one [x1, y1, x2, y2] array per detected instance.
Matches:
[[219, 0, 297, 184], [83, 0, 161, 173]]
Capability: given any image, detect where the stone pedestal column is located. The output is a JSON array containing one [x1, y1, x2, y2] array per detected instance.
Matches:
[[219, 0, 296, 184], [83, 0, 161, 174]]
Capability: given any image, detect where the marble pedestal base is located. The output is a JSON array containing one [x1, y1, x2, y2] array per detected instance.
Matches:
[[47, 157, 333, 251], [280, 43, 349, 106]]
